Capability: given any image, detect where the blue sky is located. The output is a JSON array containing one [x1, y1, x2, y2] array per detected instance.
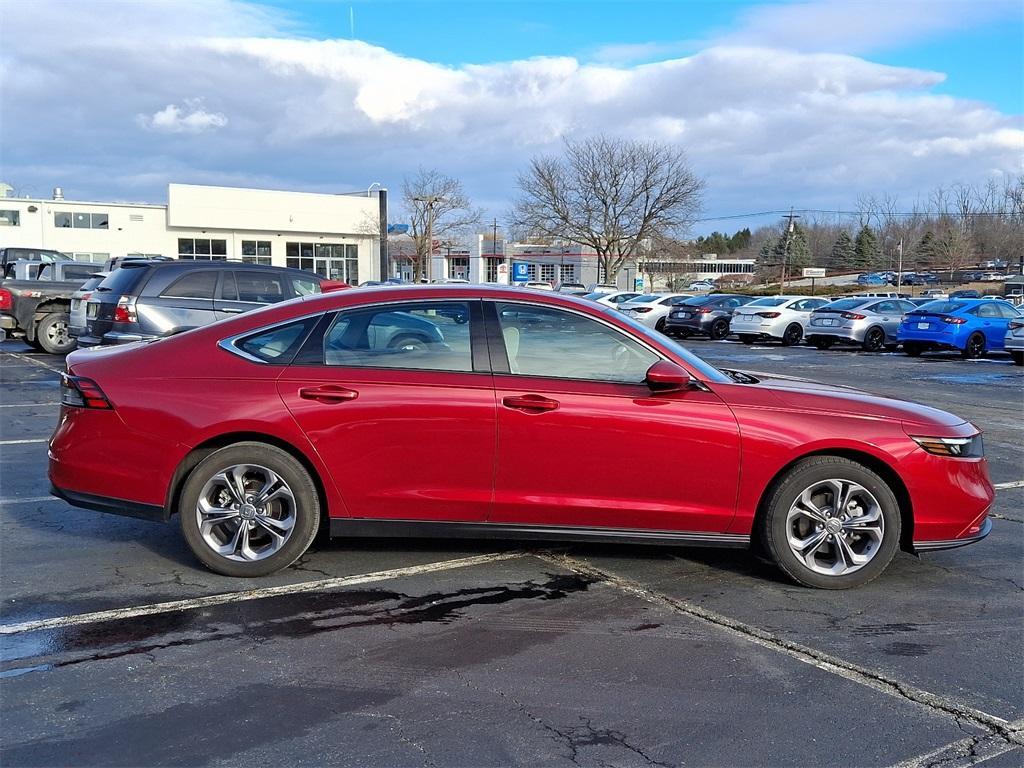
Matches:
[[267, 0, 1023, 112], [2, 0, 1022, 232]]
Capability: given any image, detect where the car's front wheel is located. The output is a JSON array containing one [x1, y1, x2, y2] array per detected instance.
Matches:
[[761, 456, 901, 589], [179, 442, 321, 577]]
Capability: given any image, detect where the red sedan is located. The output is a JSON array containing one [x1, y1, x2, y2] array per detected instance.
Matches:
[[49, 285, 994, 588]]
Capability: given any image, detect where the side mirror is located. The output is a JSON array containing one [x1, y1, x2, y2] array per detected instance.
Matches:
[[645, 360, 694, 392]]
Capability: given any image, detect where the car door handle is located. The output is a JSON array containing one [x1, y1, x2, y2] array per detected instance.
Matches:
[[299, 385, 359, 403], [221, 307, 244, 314], [502, 394, 559, 413]]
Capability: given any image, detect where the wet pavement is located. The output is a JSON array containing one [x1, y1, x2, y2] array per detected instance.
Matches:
[[1, 337, 1022, 767]]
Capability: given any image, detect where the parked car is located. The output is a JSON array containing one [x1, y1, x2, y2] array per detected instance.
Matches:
[[899, 274, 926, 286], [617, 293, 691, 331], [556, 282, 588, 294], [730, 295, 830, 345], [0, 247, 71, 270], [522, 281, 555, 291], [1005, 319, 1024, 365], [69, 271, 111, 339], [663, 294, 756, 340], [105, 255, 174, 271], [919, 289, 948, 300], [583, 290, 642, 307], [852, 292, 906, 299], [950, 289, 981, 299], [898, 299, 1022, 358], [980, 273, 1006, 282], [687, 280, 715, 291], [962, 272, 984, 282], [856, 273, 887, 287], [78, 260, 327, 347], [586, 283, 620, 294], [806, 297, 917, 352], [50, 285, 994, 588], [0, 259, 95, 353]]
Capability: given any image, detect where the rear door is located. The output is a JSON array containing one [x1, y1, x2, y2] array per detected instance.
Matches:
[[278, 300, 496, 522], [137, 269, 218, 335], [214, 270, 293, 319]]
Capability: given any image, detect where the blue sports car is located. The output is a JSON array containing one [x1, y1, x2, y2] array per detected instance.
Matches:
[[897, 298, 1022, 358]]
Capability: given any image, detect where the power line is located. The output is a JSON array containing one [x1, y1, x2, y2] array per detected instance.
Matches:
[[695, 208, 1017, 222]]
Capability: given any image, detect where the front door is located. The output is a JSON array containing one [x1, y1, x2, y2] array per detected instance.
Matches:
[[214, 270, 292, 319], [487, 302, 741, 533], [278, 300, 496, 522]]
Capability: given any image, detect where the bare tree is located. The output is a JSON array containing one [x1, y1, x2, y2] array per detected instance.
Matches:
[[512, 136, 705, 282], [402, 169, 481, 281]]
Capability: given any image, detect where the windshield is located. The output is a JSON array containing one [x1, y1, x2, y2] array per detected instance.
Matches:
[[821, 298, 871, 311], [607, 307, 731, 384], [581, 292, 606, 300], [746, 296, 790, 307]]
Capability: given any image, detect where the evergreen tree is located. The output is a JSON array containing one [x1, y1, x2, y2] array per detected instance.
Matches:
[[728, 228, 751, 252], [914, 230, 937, 268], [854, 225, 882, 270], [830, 231, 856, 269], [778, 223, 811, 269]]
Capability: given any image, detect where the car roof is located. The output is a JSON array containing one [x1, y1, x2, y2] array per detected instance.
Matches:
[[120, 259, 313, 277]]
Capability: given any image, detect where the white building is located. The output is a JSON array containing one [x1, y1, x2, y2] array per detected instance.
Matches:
[[639, 252, 757, 283], [0, 183, 388, 284]]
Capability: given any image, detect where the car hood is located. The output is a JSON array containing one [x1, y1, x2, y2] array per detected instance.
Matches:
[[728, 370, 967, 428]]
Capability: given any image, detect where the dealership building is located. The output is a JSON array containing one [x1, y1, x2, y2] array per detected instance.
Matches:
[[0, 184, 388, 284]]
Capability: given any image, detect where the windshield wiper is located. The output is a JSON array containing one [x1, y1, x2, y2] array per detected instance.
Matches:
[[721, 368, 759, 384]]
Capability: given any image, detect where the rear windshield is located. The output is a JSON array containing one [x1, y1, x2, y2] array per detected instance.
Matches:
[[914, 301, 964, 314], [746, 297, 790, 307], [95, 264, 149, 296], [680, 296, 715, 306], [79, 275, 107, 291], [821, 298, 871, 311], [629, 294, 660, 303]]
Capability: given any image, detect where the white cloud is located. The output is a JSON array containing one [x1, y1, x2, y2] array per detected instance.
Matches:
[[140, 102, 228, 134], [0, 0, 1020, 225]]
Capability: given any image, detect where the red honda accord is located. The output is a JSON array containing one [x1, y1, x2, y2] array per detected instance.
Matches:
[[49, 285, 993, 588]]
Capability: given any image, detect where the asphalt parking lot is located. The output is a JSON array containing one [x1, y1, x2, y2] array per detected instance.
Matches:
[[1, 337, 1021, 767]]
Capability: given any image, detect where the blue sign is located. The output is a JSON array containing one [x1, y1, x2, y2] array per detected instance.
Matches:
[[512, 262, 530, 282], [387, 223, 409, 234]]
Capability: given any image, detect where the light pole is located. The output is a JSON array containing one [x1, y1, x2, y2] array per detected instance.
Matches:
[[413, 195, 444, 282]]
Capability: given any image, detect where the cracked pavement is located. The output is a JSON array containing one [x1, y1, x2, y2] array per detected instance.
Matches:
[[1, 338, 1021, 766]]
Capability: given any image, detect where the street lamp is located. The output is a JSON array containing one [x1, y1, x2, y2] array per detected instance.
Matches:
[[413, 195, 445, 282]]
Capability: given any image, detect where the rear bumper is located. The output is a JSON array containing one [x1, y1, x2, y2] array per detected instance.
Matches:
[[50, 484, 168, 522], [78, 331, 157, 347], [806, 327, 866, 343], [1, 314, 18, 331], [664, 318, 712, 334], [914, 516, 992, 552]]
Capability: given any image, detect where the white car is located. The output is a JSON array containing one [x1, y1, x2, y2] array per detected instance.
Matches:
[[729, 295, 830, 345], [687, 280, 715, 291], [585, 290, 643, 307], [522, 281, 555, 291], [617, 293, 692, 331], [587, 283, 620, 294], [980, 273, 1006, 282], [69, 270, 110, 338]]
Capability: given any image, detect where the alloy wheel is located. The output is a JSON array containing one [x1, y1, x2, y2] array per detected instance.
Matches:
[[863, 328, 885, 352], [195, 464, 297, 561], [785, 479, 884, 576], [962, 334, 986, 359], [46, 320, 70, 347]]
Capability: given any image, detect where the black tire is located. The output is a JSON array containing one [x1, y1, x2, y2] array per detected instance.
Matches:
[[903, 343, 923, 357], [389, 334, 429, 351], [179, 442, 321, 577], [781, 323, 803, 346], [739, 334, 757, 345], [1012, 351, 1024, 366], [861, 326, 886, 352], [961, 333, 986, 359], [709, 318, 730, 340], [655, 318, 666, 333], [761, 456, 902, 589], [810, 337, 835, 350], [35, 312, 76, 355]]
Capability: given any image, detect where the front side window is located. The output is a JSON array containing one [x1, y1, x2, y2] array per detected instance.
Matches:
[[494, 303, 658, 384], [235, 272, 286, 303], [321, 302, 473, 372], [161, 271, 218, 299]]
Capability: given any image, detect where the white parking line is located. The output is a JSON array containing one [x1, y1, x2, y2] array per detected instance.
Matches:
[[0, 402, 59, 408], [4, 353, 62, 373], [993, 480, 1024, 490], [0, 551, 525, 635], [0, 438, 48, 446], [0, 496, 57, 505]]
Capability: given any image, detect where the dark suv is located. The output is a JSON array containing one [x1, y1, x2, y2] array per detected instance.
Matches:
[[663, 294, 755, 339], [79, 260, 325, 347]]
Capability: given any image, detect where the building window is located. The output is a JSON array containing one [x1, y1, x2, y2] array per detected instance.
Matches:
[[540, 264, 556, 284], [55, 212, 72, 228], [485, 258, 501, 283], [71, 252, 109, 263], [449, 257, 469, 280], [287, 241, 358, 284], [241, 240, 272, 265], [90, 213, 109, 229], [0, 210, 20, 226], [527, 264, 538, 281], [559, 265, 575, 284], [53, 210, 110, 229], [178, 238, 227, 260], [598, 264, 608, 283]]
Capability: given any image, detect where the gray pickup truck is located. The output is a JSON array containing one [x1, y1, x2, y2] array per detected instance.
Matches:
[[0, 259, 97, 353]]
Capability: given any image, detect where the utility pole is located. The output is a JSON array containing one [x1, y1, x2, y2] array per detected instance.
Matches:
[[413, 195, 445, 283], [778, 208, 800, 295], [896, 238, 904, 294]]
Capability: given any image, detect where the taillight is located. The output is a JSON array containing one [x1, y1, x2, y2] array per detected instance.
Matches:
[[112, 296, 137, 323], [841, 312, 867, 320], [756, 311, 781, 318], [941, 315, 967, 325], [697, 307, 714, 314], [633, 307, 653, 313], [1009, 320, 1024, 330], [61, 375, 113, 409], [0, 288, 12, 311]]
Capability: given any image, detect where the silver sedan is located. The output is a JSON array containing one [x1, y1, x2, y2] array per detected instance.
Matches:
[[805, 297, 918, 352]]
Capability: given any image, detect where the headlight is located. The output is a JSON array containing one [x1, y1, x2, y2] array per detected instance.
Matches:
[[911, 434, 984, 458]]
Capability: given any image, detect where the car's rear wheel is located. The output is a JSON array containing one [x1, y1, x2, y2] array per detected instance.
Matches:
[[811, 337, 835, 350], [709, 318, 730, 340], [1012, 351, 1024, 366], [781, 323, 803, 346], [761, 456, 901, 589], [961, 333, 986, 359], [739, 334, 757, 345], [655, 318, 667, 333], [862, 327, 885, 352], [35, 312, 76, 355], [903, 343, 923, 357], [179, 442, 320, 577]]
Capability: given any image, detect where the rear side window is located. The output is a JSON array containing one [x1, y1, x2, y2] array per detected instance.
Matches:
[[996, 303, 1022, 319], [161, 271, 218, 299], [237, 317, 318, 364], [292, 275, 321, 296], [235, 272, 286, 303], [973, 303, 1001, 318], [96, 264, 148, 296]]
